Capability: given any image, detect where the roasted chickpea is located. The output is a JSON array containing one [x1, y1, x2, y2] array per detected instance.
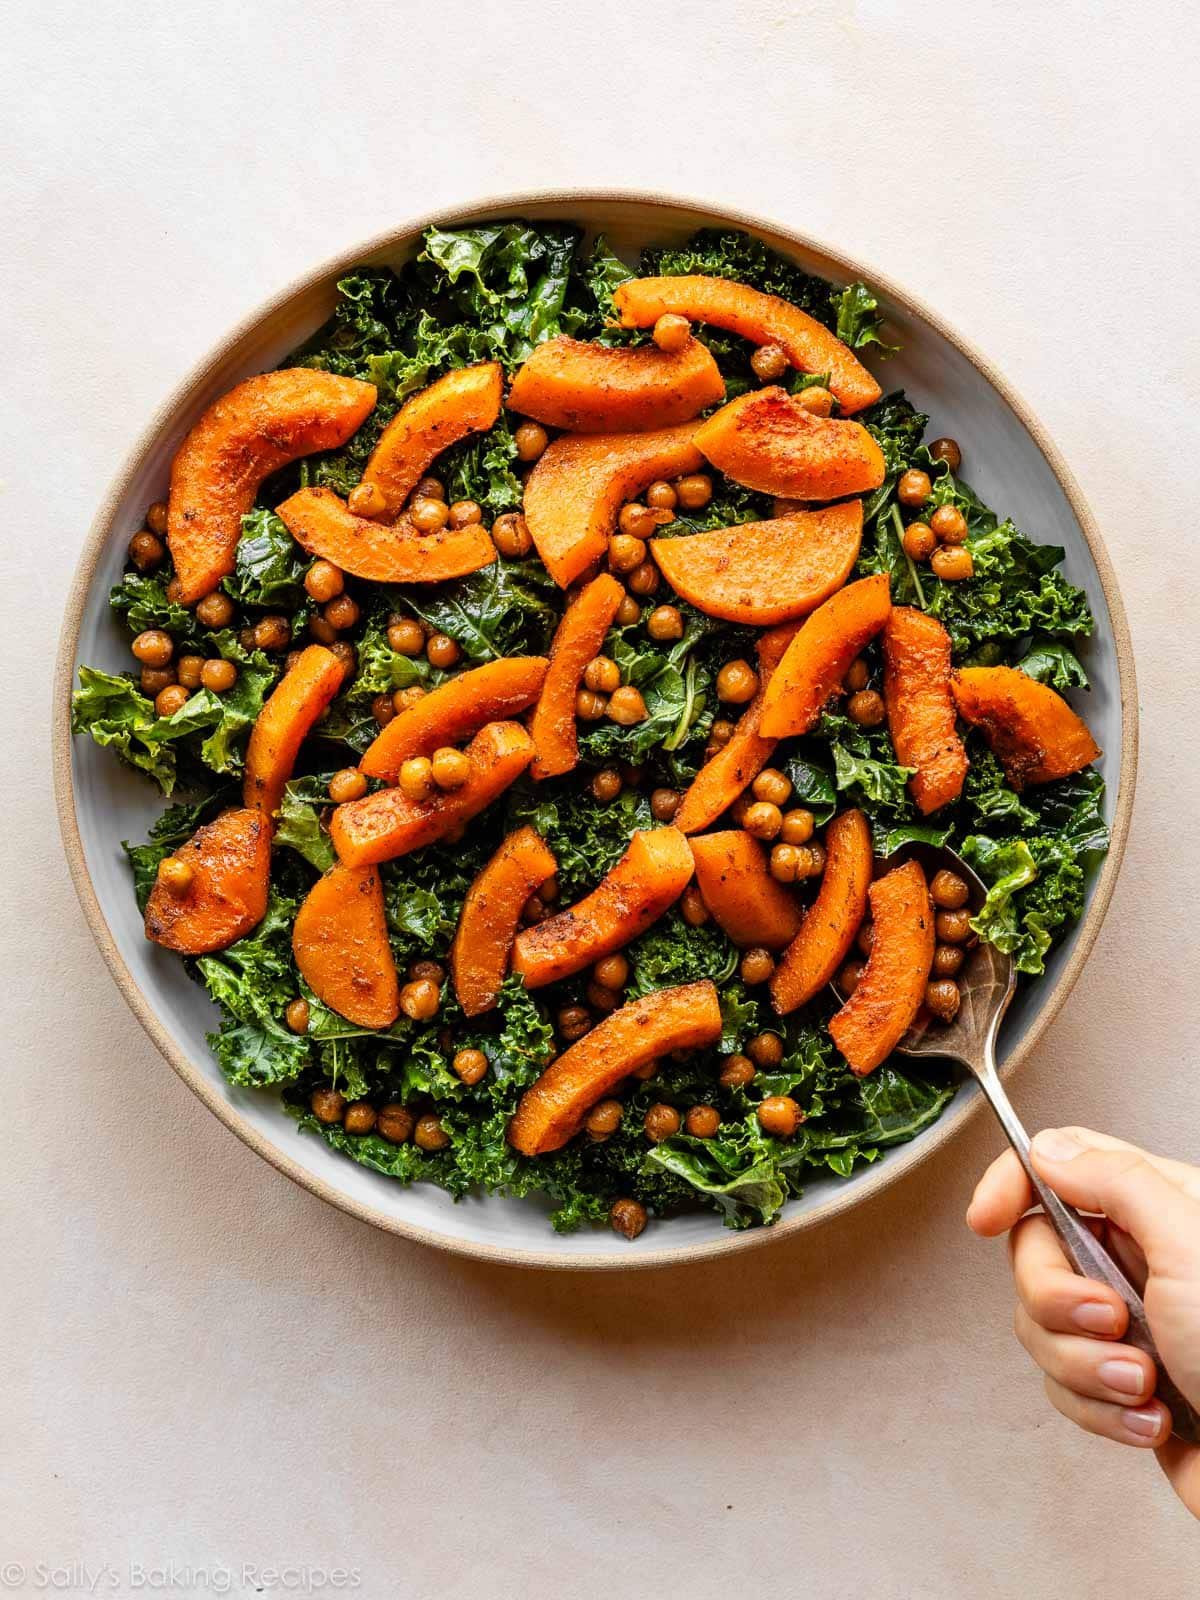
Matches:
[[393, 685, 427, 714], [931, 504, 968, 545], [414, 476, 446, 502], [621, 762, 643, 787], [400, 978, 440, 1022], [200, 658, 237, 693], [576, 688, 608, 721], [770, 843, 801, 883], [591, 766, 623, 803], [322, 594, 359, 632], [253, 614, 292, 651], [607, 686, 648, 725], [709, 718, 736, 749], [408, 959, 445, 984], [626, 562, 661, 597], [932, 943, 965, 978], [540, 874, 559, 905], [492, 512, 533, 558], [514, 421, 550, 462], [347, 481, 389, 520], [431, 746, 471, 791], [301, 559, 344, 604], [675, 473, 712, 511], [793, 844, 826, 881], [752, 767, 792, 807], [238, 626, 258, 653], [344, 1101, 378, 1136], [447, 499, 483, 530], [144, 499, 169, 536], [195, 591, 235, 629], [128, 530, 165, 572], [154, 684, 190, 718], [750, 343, 789, 383], [557, 1005, 592, 1042], [930, 869, 970, 910], [837, 958, 865, 996], [844, 658, 870, 694], [847, 688, 886, 728], [453, 1047, 488, 1086], [647, 604, 684, 642], [930, 546, 973, 582], [175, 654, 204, 690], [132, 629, 173, 668], [398, 757, 436, 802], [650, 787, 681, 823], [585, 1099, 624, 1140], [685, 1104, 721, 1138], [929, 437, 962, 473], [371, 693, 397, 727], [742, 801, 783, 841], [608, 533, 645, 573], [646, 480, 677, 512], [157, 855, 194, 896], [308, 614, 338, 645], [680, 884, 710, 927], [377, 1104, 415, 1144], [425, 632, 461, 669], [615, 593, 641, 627], [740, 947, 775, 986], [796, 385, 834, 417], [618, 502, 658, 541], [729, 794, 751, 826], [610, 1197, 648, 1240], [747, 1032, 784, 1070], [644, 1103, 681, 1143], [414, 1113, 450, 1152], [583, 980, 617, 1015], [716, 659, 759, 704], [584, 655, 620, 694], [329, 636, 358, 675], [522, 893, 548, 925], [925, 979, 961, 1023], [410, 496, 450, 533], [757, 1095, 802, 1139], [329, 768, 367, 803], [902, 521, 937, 562], [652, 312, 691, 353], [856, 920, 875, 958], [592, 953, 629, 993], [311, 1086, 346, 1125], [719, 1054, 756, 1090], [386, 617, 425, 655], [897, 468, 932, 507], [935, 908, 973, 945]]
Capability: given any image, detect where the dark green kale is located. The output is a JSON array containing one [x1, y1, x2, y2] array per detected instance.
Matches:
[[399, 558, 559, 664], [197, 891, 312, 1086], [506, 781, 653, 898], [224, 510, 309, 609]]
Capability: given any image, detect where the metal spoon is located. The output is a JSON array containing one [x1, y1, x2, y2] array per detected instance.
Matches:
[[835, 842, 1200, 1444]]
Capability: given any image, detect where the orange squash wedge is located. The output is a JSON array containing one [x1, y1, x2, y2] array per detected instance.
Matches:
[[144, 807, 270, 954], [523, 422, 705, 587], [950, 665, 1101, 790], [693, 387, 885, 500], [167, 369, 376, 603], [673, 622, 799, 835], [450, 827, 558, 1017], [883, 608, 967, 814], [612, 276, 882, 414], [508, 335, 724, 432], [274, 486, 495, 584], [770, 810, 873, 1014], [331, 721, 534, 867], [689, 831, 803, 949], [650, 501, 862, 625], [760, 574, 892, 738], [243, 645, 346, 819], [530, 573, 625, 778], [359, 656, 549, 782], [512, 828, 695, 989], [360, 362, 503, 517], [507, 980, 723, 1155], [292, 861, 400, 1029], [829, 859, 935, 1076]]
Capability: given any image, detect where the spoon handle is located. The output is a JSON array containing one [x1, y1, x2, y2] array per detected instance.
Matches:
[[973, 1057, 1200, 1445]]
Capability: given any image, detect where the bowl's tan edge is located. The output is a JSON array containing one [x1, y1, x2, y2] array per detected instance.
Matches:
[[52, 187, 1138, 1273]]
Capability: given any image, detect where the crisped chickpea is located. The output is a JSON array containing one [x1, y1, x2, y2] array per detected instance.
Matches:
[[757, 1095, 802, 1139]]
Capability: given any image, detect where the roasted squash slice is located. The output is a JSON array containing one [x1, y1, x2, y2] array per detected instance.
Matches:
[[331, 721, 534, 867], [673, 622, 799, 834], [760, 575, 892, 738], [360, 363, 503, 517], [243, 645, 346, 818], [612, 276, 882, 414], [450, 827, 558, 1017], [512, 828, 695, 989], [693, 387, 885, 500], [530, 573, 625, 778], [829, 859, 935, 1076], [275, 486, 495, 584], [689, 831, 803, 949], [167, 370, 376, 603], [523, 423, 705, 587], [650, 501, 862, 624], [770, 810, 873, 1014], [360, 656, 549, 782], [507, 980, 723, 1155], [293, 861, 400, 1029], [144, 807, 270, 954], [950, 665, 1101, 790], [508, 335, 724, 432], [883, 608, 967, 814]]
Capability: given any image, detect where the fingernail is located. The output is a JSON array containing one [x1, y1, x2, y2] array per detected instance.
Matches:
[[1032, 1128, 1086, 1162], [1073, 1302, 1119, 1335], [1120, 1407, 1162, 1440], [1099, 1359, 1146, 1396]]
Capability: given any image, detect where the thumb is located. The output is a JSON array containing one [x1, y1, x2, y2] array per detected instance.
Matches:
[[1030, 1127, 1200, 1280]]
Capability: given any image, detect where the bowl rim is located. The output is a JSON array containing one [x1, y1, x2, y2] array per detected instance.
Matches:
[[51, 186, 1138, 1271]]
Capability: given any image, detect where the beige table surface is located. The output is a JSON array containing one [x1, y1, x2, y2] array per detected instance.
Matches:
[[4, 2, 1198, 1594]]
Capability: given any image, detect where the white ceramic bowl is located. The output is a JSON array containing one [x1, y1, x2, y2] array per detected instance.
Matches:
[[53, 191, 1137, 1269]]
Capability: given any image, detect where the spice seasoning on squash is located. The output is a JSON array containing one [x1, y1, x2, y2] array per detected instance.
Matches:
[[760, 575, 892, 739], [275, 486, 496, 584], [882, 608, 967, 814], [167, 369, 377, 603], [770, 810, 873, 1014], [292, 861, 400, 1029], [689, 831, 803, 949], [144, 808, 270, 954], [950, 665, 1101, 790], [650, 501, 863, 625], [450, 827, 558, 1016], [507, 334, 725, 433], [512, 828, 695, 989], [243, 645, 347, 819], [530, 574, 625, 778], [360, 363, 503, 518], [507, 980, 723, 1155], [829, 859, 936, 1075], [693, 388, 885, 500]]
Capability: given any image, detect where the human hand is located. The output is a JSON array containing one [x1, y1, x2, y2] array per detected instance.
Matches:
[[967, 1126, 1200, 1519]]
